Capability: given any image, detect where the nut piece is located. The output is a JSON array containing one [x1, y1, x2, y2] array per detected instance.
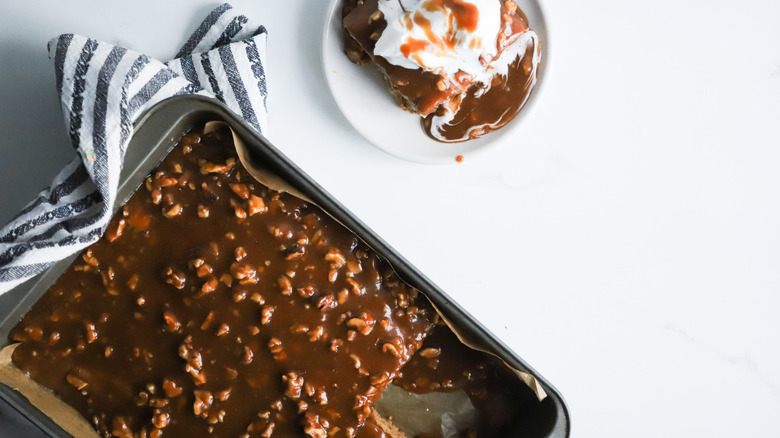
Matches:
[[418, 347, 441, 358], [163, 311, 181, 332], [152, 410, 170, 429], [303, 413, 328, 438], [278, 275, 293, 295], [162, 204, 182, 218], [200, 161, 234, 174], [231, 262, 257, 282], [66, 374, 88, 390], [242, 345, 254, 364], [112, 416, 132, 438], [162, 378, 183, 397], [370, 373, 390, 386], [290, 324, 309, 334], [193, 390, 214, 416], [261, 305, 276, 325], [83, 249, 99, 267], [248, 195, 266, 215], [282, 244, 305, 260], [346, 315, 374, 335], [163, 267, 186, 290], [315, 294, 335, 310], [84, 322, 98, 343], [268, 338, 286, 361], [217, 388, 232, 401], [283, 372, 304, 399], [201, 277, 218, 294], [308, 326, 324, 342], [324, 249, 346, 267], [197, 264, 213, 278], [297, 285, 316, 298], [106, 219, 126, 242], [216, 323, 230, 337], [349, 354, 361, 369], [346, 278, 364, 295], [230, 183, 250, 199], [382, 342, 403, 358]]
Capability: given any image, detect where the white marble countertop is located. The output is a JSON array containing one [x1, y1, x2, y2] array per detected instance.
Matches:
[[1, 1, 779, 436]]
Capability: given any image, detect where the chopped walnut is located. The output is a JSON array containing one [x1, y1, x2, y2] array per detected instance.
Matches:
[[106, 219, 126, 242], [66, 374, 87, 390], [162, 311, 181, 332], [282, 244, 305, 260], [418, 347, 441, 358], [199, 161, 234, 174], [152, 410, 170, 429], [261, 305, 276, 325], [193, 390, 214, 417], [315, 293, 335, 310], [84, 322, 98, 343], [283, 372, 304, 399], [111, 416, 132, 438], [201, 277, 218, 294], [162, 379, 182, 397], [382, 342, 403, 358], [346, 278, 364, 295], [277, 275, 293, 295], [230, 183, 250, 199], [230, 262, 257, 281], [163, 267, 187, 290], [324, 249, 346, 267], [248, 195, 266, 215], [162, 204, 182, 218], [308, 326, 324, 342]]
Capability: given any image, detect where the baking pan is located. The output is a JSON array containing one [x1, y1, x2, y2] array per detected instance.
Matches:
[[0, 94, 570, 437]]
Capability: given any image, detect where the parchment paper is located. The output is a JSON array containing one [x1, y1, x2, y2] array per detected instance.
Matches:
[[0, 121, 545, 438], [0, 344, 100, 437]]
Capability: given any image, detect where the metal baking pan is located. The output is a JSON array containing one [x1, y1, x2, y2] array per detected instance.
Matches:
[[0, 94, 570, 437]]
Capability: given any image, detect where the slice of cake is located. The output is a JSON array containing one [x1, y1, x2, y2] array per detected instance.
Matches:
[[342, 0, 540, 142]]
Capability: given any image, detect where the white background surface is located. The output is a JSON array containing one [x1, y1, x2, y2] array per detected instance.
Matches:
[[1, 1, 780, 436]]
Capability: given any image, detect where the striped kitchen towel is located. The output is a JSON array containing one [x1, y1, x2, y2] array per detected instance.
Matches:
[[0, 3, 269, 294]]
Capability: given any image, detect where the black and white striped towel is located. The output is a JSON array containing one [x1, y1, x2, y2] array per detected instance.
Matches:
[[0, 3, 269, 294]]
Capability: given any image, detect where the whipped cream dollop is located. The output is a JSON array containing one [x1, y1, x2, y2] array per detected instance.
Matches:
[[374, 0, 503, 77]]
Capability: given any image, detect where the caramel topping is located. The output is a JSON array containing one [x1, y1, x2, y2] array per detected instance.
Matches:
[[9, 127, 435, 438]]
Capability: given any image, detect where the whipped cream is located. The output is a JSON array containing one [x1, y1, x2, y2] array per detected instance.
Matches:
[[373, 0, 541, 142], [374, 0, 502, 78]]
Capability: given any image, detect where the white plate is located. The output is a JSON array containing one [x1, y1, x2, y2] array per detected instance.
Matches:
[[321, 0, 551, 164]]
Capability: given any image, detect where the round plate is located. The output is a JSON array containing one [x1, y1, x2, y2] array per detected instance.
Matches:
[[321, 0, 551, 164]]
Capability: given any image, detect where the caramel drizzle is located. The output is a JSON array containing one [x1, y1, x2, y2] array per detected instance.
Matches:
[[399, 0, 481, 60]]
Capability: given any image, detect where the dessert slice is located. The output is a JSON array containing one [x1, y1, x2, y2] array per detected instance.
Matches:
[[342, 0, 470, 117], [343, 0, 540, 143], [9, 126, 435, 438]]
